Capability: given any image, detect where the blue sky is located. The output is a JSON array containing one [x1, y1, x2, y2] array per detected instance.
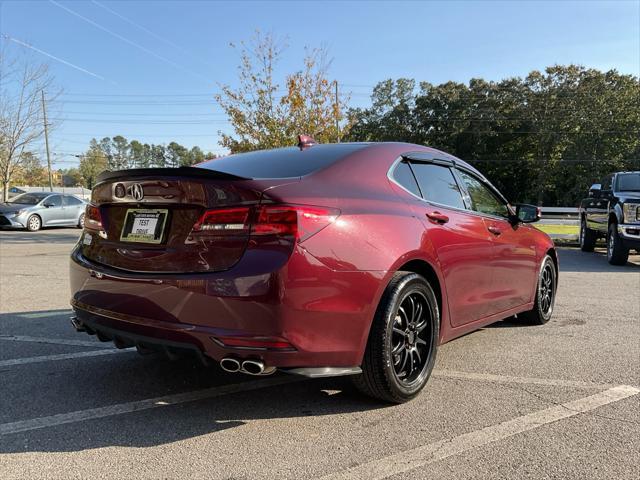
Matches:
[[1, 0, 639, 169]]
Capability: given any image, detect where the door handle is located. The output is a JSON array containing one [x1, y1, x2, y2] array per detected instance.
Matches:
[[426, 211, 449, 224], [487, 225, 502, 236]]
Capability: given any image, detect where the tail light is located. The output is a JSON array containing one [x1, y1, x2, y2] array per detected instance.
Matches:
[[192, 207, 250, 233], [192, 204, 339, 242], [85, 204, 103, 230]]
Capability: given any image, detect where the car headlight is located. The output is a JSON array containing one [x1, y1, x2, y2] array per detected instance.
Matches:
[[622, 203, 640, 224], [12, 209, 25, 216]]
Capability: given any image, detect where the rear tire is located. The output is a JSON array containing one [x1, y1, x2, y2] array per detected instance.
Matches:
[[352, 272, 439, 404], [26, 214, 41, 232], [77, 213, 85, 229], [579, 217, 596, 252], [519, 255, 557, 325], [607, 223, 629, 266]]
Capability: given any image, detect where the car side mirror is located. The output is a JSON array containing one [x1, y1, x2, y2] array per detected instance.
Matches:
[[588, 184, 601, 197], [43, 202, 55, 208], [513, 203, 541, 223]]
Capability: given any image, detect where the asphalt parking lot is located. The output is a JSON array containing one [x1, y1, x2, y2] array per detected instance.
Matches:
[[0, 228, 638, 479]]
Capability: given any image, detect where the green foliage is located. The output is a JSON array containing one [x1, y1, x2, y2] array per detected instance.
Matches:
[[76, 137, 216, 188], [78, 139, 108, 189], [346, 66, 640, 206], [215, 32, 347, 153]]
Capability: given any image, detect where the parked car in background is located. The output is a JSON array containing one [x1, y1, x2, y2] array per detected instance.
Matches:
[[0, 192, 86, 231], [69, 141, 557, 403], [579, 171, 640, 265], [7, 186, 26, 199]]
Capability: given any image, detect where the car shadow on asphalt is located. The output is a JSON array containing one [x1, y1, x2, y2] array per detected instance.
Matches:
[[0, 366, 385, 454], [557, 246, 640, 272], [0, 312, 388, 454], [0, 228, 82, 244]]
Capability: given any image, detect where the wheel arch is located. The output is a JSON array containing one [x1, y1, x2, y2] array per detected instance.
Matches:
[[395, 258, 444, 328], [545, 247, 559, 279], [27, 213, 42, 228], [609, 208, 622, 226]]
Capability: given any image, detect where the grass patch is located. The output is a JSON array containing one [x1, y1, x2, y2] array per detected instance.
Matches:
[[535, 224, 579, 235]]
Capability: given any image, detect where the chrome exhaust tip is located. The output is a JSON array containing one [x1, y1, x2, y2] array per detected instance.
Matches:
[[220, 357, 241, 373], [70, 316, 85, 332], [242, 359, 275, 376]]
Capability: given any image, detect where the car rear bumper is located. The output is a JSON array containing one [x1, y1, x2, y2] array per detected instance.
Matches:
[[69, 244, 386, 370]]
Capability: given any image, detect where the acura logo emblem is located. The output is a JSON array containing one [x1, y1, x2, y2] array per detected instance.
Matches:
[[131, 183, 144, 201]]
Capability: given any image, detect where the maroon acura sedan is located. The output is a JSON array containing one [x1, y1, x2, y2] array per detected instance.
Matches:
[[70, 140, 557, 403]]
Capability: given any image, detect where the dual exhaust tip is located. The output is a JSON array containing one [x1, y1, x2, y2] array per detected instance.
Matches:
[[220, 357, 276, 376]]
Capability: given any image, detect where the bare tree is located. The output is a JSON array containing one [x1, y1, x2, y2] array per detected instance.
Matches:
[[215, 32, 350, 153], [0, 52, 59, 201]]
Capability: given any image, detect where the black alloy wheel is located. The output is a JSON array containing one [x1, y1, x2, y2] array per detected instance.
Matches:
[[390, 291, 431, 384], [519, 255, 557, 325], [354, 271, 439, 403]]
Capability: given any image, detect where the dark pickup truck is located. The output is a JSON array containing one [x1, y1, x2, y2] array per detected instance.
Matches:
[[579, 171, 640, 265]]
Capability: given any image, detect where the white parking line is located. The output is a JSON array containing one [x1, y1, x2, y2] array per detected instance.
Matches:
[[0, 376, 303, 435], [0, 335, 116, 349], [319, 385, 640, 480], [16, 311, 71, 319], [0, 349, 129, 367], [433, 369, 616, 390]]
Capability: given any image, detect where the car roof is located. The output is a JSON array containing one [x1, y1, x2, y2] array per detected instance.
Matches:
[[200, 141, 481, 180]]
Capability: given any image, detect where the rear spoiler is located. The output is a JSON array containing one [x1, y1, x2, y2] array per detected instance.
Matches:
[[96, 167, 249, 185]]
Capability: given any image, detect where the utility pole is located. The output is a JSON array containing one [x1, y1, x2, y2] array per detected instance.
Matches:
[[41, 90, 53, 191], [334, 80, 340, 143]]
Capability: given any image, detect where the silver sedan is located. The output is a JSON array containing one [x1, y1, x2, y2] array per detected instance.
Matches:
[[0, 192, 86, 231]]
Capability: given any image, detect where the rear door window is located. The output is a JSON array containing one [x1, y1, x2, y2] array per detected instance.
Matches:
[[409, 163, 466, 209], [46, 195, 62, 207], [64, 195, 83, 206], [457, 170, 510, 218]]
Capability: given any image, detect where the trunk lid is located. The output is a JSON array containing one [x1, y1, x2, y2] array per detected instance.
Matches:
[[81, 167, 291, 273]]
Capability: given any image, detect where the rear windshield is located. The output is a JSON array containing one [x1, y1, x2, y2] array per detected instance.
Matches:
[[198, 144, 368, 179], [617, 173, 640, 192]]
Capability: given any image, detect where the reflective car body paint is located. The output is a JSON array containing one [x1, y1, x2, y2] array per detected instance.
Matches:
[[70, 142, 555, 368]]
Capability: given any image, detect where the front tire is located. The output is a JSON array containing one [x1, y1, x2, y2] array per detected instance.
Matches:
[[519, 255, 557, 325], [607, 223, 629, 266], [579, 217, 596, 252], [353, 272, 439, 403], [26, 214, 41, 232]]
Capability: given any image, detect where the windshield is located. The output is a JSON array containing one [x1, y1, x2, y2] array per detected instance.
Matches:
[[617, 173, 640, 192], [8, 193, 48, 205]]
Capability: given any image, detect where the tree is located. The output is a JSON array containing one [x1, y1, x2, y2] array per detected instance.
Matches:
[[78, 140, 108, 189], [166, 141, 188, 167], [0, 53, 59, 201], [12, 151, 48, 186], [111, 135, 130, 170], [215, 32, 348, 153], [347, 65, 640, 206], [129, 140, 148, 168], [62, 167, 82, 187]]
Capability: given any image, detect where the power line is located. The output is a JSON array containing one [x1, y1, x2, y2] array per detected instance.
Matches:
[[59, 110, 227, 117], [90, 0, 215, 69], [49, 0, 210, 83], [49, 118, 230, 124]]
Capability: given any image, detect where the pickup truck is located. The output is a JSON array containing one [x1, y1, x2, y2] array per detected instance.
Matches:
[[579, 171, 640, 265]]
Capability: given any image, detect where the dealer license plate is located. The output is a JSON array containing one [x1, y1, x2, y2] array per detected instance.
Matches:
[[120, 209, 168, 244]]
